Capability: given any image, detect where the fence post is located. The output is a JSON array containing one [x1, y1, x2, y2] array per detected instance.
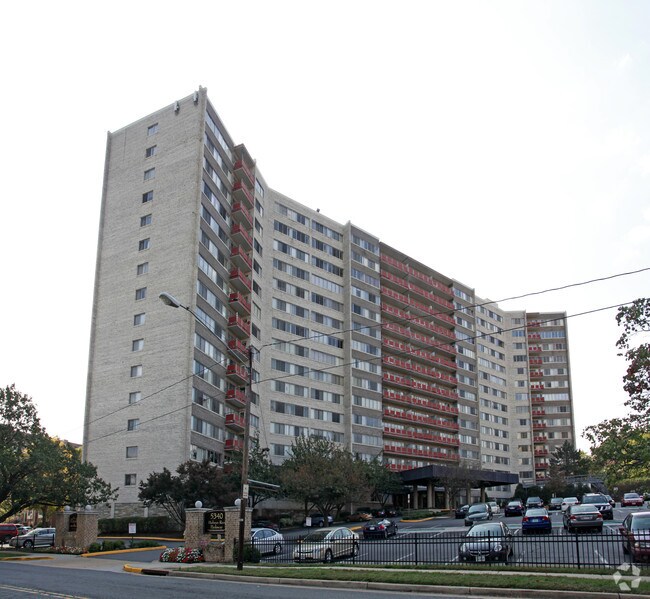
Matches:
[[414, 533, 419, 566], [574, 529, 581, 569]]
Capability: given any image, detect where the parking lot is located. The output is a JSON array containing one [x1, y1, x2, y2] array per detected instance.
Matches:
[[256, 505, 649, 570]]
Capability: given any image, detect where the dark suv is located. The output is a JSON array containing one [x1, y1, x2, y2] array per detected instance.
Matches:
[[526, 497, 544, 509], [0, 524, 19, 543], [581, 493, 614, 520]]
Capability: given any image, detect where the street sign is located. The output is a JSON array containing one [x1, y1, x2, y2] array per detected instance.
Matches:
[[242, 484, 249, 499], [128, 522, 137, 535]]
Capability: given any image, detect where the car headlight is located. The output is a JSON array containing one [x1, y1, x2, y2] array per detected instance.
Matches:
[[492, 544, 503, 552]]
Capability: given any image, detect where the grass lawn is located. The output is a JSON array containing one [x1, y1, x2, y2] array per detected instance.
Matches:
[[183, 564, 650, 595]]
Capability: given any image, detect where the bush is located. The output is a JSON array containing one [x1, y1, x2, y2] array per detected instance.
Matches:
[[132, 540, 163, 548], [279, 517, 294, 529], [98, 516, 171, 535], [86, 540, 125, 553]]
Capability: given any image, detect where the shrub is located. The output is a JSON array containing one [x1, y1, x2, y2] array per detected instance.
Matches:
[[98, 516, 171, 534], [279, 517, 294, 529], [132, 540, 163, 549]]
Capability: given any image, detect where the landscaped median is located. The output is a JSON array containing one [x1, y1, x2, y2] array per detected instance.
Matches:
[[159, 564, 650, 597]]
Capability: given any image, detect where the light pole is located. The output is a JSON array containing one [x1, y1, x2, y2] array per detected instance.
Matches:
[[159, 292, 253, 569]]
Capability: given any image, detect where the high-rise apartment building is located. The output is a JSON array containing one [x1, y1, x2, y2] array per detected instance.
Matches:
[[83, 88, 576, 515]]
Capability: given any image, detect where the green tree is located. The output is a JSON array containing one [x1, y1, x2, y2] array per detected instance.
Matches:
[[0, 385, 116, 522], [279, 436, 369, 520], [224, 435, 281, 508], [139, 460, 239, 529], [584, 299, 650, 483], [363, 457, 404, 508]]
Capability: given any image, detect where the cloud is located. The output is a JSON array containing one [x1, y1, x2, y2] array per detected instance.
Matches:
[[617, 53, 632, 70]]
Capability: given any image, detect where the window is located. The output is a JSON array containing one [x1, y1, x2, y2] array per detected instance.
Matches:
[[127, 418, 140, 431], [125, 474, 137, 486], [136, 262, 149, 276], [130, 365, 142, 378], [142, 190, 153, 203], [128, 392, 141, 404], [140, 214, 152, 227], [138, 238, 150, 251], [147, 123, 159, 136], [144, 168, 155, 181], [133, 313, 145, 326], [126, 446, 138, 458], [135, 287, 147, 300], [132, 339, 144, 352], [145, 145, 157, 158]]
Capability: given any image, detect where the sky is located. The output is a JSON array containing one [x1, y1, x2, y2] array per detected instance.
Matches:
[[1, 1, 649, 452]]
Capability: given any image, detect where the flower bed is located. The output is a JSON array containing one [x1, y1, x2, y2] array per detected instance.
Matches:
[[160, 547, 204, 563]]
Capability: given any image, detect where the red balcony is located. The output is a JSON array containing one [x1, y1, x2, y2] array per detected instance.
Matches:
[[225, 413, 246, 431], [380, 254, 453, 298], [228, 314, 250, 338], [229, 268, 252, 293], [528, 333, 541, 340], [231, 223, 252, 250], [226, 363, 248, 385], [226, 388, 247, 409], [232, 201, 253, 228], [534, 449, 549, 456], [533, 422, 547, 429], [531, 396, 545, 403], [382, 356, 457, 387], [532, 409, 546, 416], [533, 436, 548, 443], [233, 159, 255, 189], [534, 462, 548, 470], [229, 292, 251, 316], [224, 438, 244, 451], [529, 358, 543, 366], [230, 245, 252, 271], [381, 289, 455, 329], [382, 337, 457, 372], [232, 180, 254, 208], [383, 390, 458, 416], [530, 370, 543, 378], [228, 338, 248, 363], [529, 345, 543, 353], [383, 425, 459, 446], [528, 320, 543, 328], [383, 407, 458, 431], [530, 384, 544, 390], [382, 443, 460, 461]]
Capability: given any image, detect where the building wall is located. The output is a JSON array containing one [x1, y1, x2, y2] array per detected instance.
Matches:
[[84, 89, 576, 508]]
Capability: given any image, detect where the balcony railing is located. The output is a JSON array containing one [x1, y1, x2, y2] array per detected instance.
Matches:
[[381, 289, 455, 328], [380, 254, 453, 297], [383, 389, 458, 415], [226, 363, 248, 385], [230, 245, 252, 271], [383, 407, 458, 431], [225, 413, 246, 430], [232, 201, 253, 228], [382, 373, 459, 402], [228, 314, 250, 338], [383, 443, 460, 461], [233, 159, 255, 188], [231, 223, 252, 249], [232, 180, 254, 208], [226, 388, 247, 408], [382, 356, 457, 386], [224, 438, 244, 451]]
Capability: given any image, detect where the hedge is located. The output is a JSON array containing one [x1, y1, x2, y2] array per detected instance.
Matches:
[[98, 516, 171, 534]]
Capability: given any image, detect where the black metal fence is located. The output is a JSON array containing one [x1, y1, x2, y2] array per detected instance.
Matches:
[[249, 529, 650, 570]]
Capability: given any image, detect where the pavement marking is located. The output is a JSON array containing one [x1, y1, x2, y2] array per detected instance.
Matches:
[[0, 585, 89, 598]]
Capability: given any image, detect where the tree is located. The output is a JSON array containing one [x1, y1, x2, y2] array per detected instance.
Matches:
[[584, 299, 650, 483], [363, 458, 404, 508], [0, 385, 116, 522], [139, 460, 239, 529], [224, 435, 281, 508], [279, 436, 369, 520]]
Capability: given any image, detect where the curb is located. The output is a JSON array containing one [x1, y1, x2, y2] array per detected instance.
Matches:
[[0, 556, 54, 562]]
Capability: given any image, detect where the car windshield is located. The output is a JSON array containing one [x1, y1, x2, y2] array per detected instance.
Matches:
[[526, 509, 546, 517], [582, 495, 607, 503], [468, 504, 487, 514], [564, 497, 578, 503], [507, 501, 520, 507], [527, 497, 541, 503], [631, 516, 650, 531], [551, 498, 563, 504], [467, 524, 503, 537], [303, 530, 331, 542], [625, 493, 641, 499]]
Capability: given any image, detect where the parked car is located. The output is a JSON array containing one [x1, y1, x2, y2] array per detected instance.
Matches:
[[605, 495, 616, 508], [621, 492, 645, 507], [16, 526, 32, 535], [561, 497, 580, 512], [563, 505, 603, 533], [487, 501, 501, 516], [8, 527, 56, 548], [346, 510, 373, 522], [619, 511, 650, 561], [455, 505, 470, 519], [361, 519, 398, 539], [464, 503, 493, 527], [548, 498, 564, 511], [252, 520, 280, 531], [504, 501, 524, 517], [458, 522, 514, 563], [525, 496, 544, 509], [522, 508, 552, 534], [304, 513, 334, 527], [293, 527, 359, 563], [0, 524, 19, 544], [250, 527, 284, 555], [580, 493, 614, 520]]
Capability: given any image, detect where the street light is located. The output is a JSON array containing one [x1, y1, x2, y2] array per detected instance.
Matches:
[[159, 291, 253, 570]]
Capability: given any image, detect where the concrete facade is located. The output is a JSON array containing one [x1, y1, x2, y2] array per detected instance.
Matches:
[[84, 88, 576, 512]]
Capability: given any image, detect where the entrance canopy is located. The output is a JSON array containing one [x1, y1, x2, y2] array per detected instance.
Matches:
[[399, 463, 519, 488]]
